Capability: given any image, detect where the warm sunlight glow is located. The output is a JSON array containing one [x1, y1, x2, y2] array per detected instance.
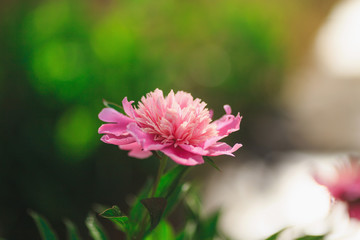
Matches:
[[315, 0, 360, 78]]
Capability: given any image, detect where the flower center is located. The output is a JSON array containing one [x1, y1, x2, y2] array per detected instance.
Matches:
[[134, 90, 218, 146]]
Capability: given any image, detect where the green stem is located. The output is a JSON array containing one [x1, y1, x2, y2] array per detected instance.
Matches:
[[134, 153, 168, 240], [150, 155, 168, 198]]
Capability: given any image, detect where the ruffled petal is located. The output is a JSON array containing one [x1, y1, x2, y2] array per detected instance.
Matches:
[[203, 136, 223, 149], [99, 108, 134, 123], [207, 142, 242, 157], [100, 134, 136, 145], [161, 146, 204, 166], [98, 123, 128, 136], [213, 112, 242, 137], [127, 123, 171, 151], [119, 142, 153, 159], [179, 144, 209, 155], [122, 97, 135, 118]]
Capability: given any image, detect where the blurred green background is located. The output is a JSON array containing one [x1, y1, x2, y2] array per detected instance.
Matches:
[[0, 0, 336, 239]]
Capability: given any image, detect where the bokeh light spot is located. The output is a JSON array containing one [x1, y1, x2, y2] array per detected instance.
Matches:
[[29, 1, 70, 42], [31, 41, 89, 100], [55, 106, 98, 162], [91, 14, 136, 63]]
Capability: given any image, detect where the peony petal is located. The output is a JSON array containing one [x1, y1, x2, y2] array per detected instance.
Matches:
[[348, 201, 360, 220], [209, 109, 214, 119], [213, 112, 242, 137], [122, 97, 135, 118], [161, 146, 204, 166], [207, 142, 242, 156], [99, 108, 134, 123], [98, 123, 128, 136], [179, 144, 209, 155], [203, 136, 223, 149], [119, 142, 153, 159], [127, 123, 171, 151], [224, 105, 232, 115], [100, 134, 136, 145]]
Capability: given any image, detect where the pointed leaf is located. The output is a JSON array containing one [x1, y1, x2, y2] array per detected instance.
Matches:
[[28, 210, 58, 240], [265, 228, 287, 240], [296, 235, 325, 240], [195, 211, 220, 240], [102, 99, 124, 113], [163, 183, 190, 218], [204, 156, 221, 172], [64, 219, 82, 240], [100, 206, 129, 233], [141, 197, 167, 231], [129, 179, 153, 234], [129, 165, 188, 234], [85, 214, 108, 240], [155, 165, 189, 198]]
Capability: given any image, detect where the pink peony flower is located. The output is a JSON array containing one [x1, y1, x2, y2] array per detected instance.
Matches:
[[315, 158, 360, 220], [98, 89, 242, 166]]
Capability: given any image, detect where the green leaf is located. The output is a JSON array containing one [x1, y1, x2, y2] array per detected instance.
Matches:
[[296, 235, 325, 240], [265, 228, 287, 240], [64, 219, 82, 240], [102, 99, 124, 113], [163, 183, 190, 218], [28, 210, 58, 240], [195, 211, 220, 240], [184, 188, 202, 219], [145, 220, 175, 240], [129, 179, 153, 234], [85, 214, 108, 240], [204, 156, 221, 172], [100, 205, 129, 233], [176, 220, 197, 240], [141, 197, 167, 231], [129, 165, 189, 235], [155, 165, 189, 198]]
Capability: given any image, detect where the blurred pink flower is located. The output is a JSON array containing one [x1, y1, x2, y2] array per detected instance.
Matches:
[[315, 159, 360, 220], [98, 89, 242, 166]]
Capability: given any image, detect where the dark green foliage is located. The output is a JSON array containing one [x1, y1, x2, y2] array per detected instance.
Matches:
[[145, 221, 176, 240], [140, 198, 167, 231], [64, 219, 82, 240], [29, 210, 58, 240], [176, 189, 227, 240], [204, 156, 221, 172], [85, 214, 108, 240], [99, 206, 130, 233], [30, 211, 109, 240]]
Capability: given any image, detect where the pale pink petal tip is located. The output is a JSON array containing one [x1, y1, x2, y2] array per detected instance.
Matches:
[[122, 97, 135, 118], [224, 105, 232, 114], [209, 109, 214, 118]]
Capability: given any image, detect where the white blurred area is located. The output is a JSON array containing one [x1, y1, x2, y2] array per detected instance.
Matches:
[[202, 0, 360, 239], [284, 0, 360, 150], [202, 154, 360, 240]]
